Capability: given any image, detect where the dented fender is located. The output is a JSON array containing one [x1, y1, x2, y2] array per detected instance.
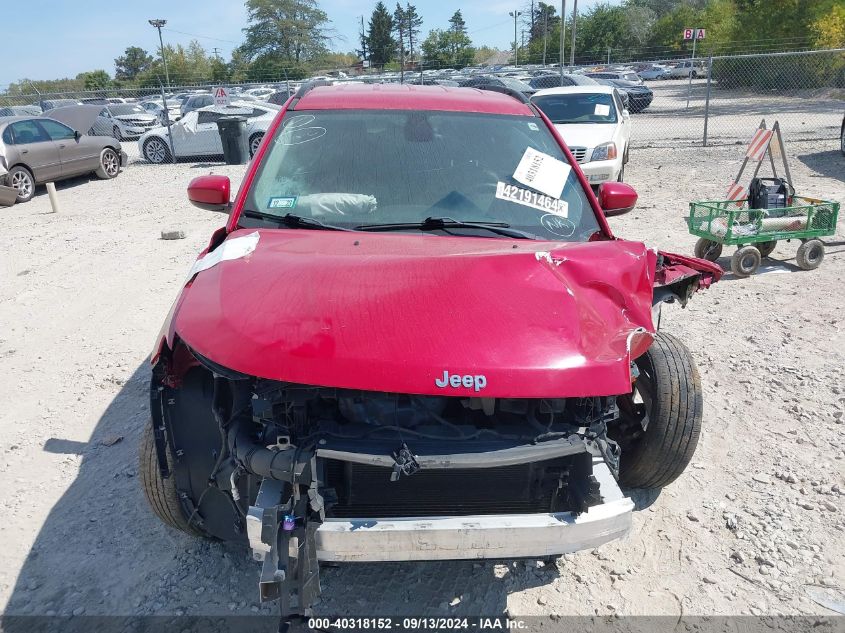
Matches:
[[653, 250, 723, 307]]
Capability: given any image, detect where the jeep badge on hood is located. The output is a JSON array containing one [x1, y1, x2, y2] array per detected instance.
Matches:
[[435, 370, 487, 392]]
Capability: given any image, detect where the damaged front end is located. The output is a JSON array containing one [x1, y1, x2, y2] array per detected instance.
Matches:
[[150, 348, 634, 618]]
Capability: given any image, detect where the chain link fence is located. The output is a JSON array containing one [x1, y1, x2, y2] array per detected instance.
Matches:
[[1, 48, 842, 165]]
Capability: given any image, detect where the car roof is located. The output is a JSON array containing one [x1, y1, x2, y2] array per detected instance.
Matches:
[[295, 84, 534, 116], [531, 85, 615, 98]]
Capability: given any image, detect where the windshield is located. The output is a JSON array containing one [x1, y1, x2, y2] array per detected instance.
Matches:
[[242, 110, 599, 242], [109, 104, 145, 115], [531, 93, 617, 124]]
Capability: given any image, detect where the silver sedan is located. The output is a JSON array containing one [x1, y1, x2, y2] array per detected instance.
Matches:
[[0, 115, 126, 203]]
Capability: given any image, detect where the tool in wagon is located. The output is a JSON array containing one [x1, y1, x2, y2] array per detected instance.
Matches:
[[687, 119, 840, 277]]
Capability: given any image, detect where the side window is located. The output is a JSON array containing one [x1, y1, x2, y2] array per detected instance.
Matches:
[[9, 120, 50, 144], [38, 119, 77, 141], [197, 111, 222, 125], [613, 90, 625, 113], [2, 126, 14, 144]]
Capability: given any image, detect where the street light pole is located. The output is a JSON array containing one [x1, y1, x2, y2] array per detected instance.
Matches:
[[509, 11, 522, 66], [569, 0, 578, 67], [148, 19, 170, 87], [560, 0, 566, 80]]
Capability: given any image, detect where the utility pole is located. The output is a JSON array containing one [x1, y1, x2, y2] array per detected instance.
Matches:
[[607, 46, 611, 64], [212, 47, 221, 59], [148, 19, 170, 87], [509, 11, 522, 66], [542, 10, 548, 66], [569, 0, 578, 67], [359, 15, 368, 66], [560, 0, 566, 80]]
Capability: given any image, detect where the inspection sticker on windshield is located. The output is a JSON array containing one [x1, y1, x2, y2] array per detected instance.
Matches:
[[267, 196, 297, 209], [496, 182, 568, 217], [512, 147, 571, 199]]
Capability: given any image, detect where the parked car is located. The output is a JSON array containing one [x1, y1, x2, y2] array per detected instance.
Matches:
[[637, 65, 669, 80], [666, 60, 708, 79], [141, 82, 721, 622], [0, 114, 126, 202], [530, 73, 600, 90], [586, 70, 643, 84], [138, 102, 277, 163], [97, 103, 159, 140], [592, 78, 654, 113], [532, 85, 632, 185], [459, 75, 537, 96], [0, 105, 43, 116], [39, 99, 79, 111], [139, 99, 183, 124], [180, 93, 215, 117]]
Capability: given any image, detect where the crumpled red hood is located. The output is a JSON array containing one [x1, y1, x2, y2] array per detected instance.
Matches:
[[171, 229, 663, 398]]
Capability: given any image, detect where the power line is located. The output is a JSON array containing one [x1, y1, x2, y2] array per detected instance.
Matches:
[[162, 27, 240, 44]]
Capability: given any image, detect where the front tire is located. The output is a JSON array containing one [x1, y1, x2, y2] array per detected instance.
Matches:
[[8, 165, 35, 203], [731, 245, 761, 277], [796, 239, 824, 270], [143, 137, 171, 164], [95, 148, 120, 179], [249, 132, 264, 158], [694, 237, 722, 261], [139, 421, 208, 538], [613, 332, 703, 490]]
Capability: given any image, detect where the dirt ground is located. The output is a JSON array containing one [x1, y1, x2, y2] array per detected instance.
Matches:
[[0, 139, 843, 623]]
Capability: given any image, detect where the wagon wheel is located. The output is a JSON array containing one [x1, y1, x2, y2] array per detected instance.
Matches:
[[756, 241, 777, 258], [796, 239, 824, 270], [731, 245, 761, 277], [694, 238, 722, 261]]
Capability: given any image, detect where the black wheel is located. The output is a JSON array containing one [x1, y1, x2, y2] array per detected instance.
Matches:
[[8, 165, 35, 203], [694, 238, 722, 261], [731, 245, 761, 277], [796, 239, 824, 270], [95, 148, 120, 179], [756, 241, 777, 258], [139, 421, 209, 538], [612, 332, 702, 490], [249, 132, 264, 158], [691, 71, 698, 79], [840, 123, 845, 156], [143, 137, 171, 164]]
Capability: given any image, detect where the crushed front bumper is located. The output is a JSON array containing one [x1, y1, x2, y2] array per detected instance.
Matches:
[[315, 459, 633, 562]]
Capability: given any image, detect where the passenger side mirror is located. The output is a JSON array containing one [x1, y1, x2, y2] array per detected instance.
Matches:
[[598, 182, 637, 217], [187, 174, 231, 212]]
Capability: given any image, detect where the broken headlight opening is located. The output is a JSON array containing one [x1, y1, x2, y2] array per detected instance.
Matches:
[[152, 370, 623, 623]]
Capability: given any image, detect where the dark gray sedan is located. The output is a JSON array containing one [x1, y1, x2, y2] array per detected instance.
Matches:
[[0, 115, 126, 203]]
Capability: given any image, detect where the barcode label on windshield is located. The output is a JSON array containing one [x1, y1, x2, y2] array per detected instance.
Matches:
[[496, 182, 568, 217]]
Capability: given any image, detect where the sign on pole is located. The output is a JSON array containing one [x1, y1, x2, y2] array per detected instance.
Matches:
[[696, 28, 706, 40], [683, 28, 694, 40], [212, 86, 230, 107], [683, 28, 706, 40]]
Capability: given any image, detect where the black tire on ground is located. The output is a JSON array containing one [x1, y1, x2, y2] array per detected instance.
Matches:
[[796, 239, 824, 270], [756, 241, 777, 258], [143, 137, 172, 164], [614, 332, 703, 490], [693, 237, 722, 261], [731, 245, 761, 277], [840, 124, 845, 156], [249, 132, 264, 158], [8, 165, 35, 203], [139, 421, 208, 537], [95, 148, 120, 179]]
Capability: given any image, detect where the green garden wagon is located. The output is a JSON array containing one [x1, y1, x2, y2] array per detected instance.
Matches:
[[687, 197, 840, 277]]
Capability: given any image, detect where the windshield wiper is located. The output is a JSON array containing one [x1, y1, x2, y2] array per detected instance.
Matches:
[[355, 217, 536, 239], [241, 210, 353, 231]]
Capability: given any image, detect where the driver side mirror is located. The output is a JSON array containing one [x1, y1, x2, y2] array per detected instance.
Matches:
[[187, 174, 231, 212], [74, 130, 81, 140], [598, 182, 637, 217]]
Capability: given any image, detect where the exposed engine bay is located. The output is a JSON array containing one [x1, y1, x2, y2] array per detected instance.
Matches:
[[150, 347, 629, 620]]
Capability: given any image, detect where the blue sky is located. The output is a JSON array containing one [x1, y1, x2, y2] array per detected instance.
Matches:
[[0, 0, 615, 86]]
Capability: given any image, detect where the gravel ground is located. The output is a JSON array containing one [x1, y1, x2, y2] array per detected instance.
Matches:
[[0, 139, 843, 623]]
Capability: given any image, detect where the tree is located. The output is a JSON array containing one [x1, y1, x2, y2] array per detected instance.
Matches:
[[394, 3, 407, 67], [79, 70, 112, 91], [405, 4, 423, 61], [240, 0, 333, 65], [367, 2, 396, 66], [421, 25, 475, 69], [114, 47, 153, 81], [447, 10, 470, 61], [571, 3, 627, 61]]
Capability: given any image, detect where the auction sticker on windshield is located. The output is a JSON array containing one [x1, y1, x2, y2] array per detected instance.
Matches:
[[496, 182, 568, 217], [512, 147, 571, 199], [268, 196, 297, 209]]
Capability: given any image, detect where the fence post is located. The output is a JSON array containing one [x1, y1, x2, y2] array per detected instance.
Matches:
[[159, 81, 177, 164], [703, 55, 713, 147]]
